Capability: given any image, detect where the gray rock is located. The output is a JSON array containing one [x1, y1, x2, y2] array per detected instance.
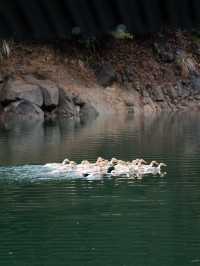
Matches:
[[194, 95, 200, 100], [57, 88, 77, 118], [24, 75, 59, 107], [181, 86, 191, 99], [166, 85, 178, 100], [151, 86, 165, 102], [143, 88, 150, 98], [124, 99, 134, 107], [54, 88, 98, 121], [142, 87, 151, 105], [96, 63, 117, 87], [3, 100, 44, 122], [72, 94, 85, 106], [124, 99, 134, 113], [40, 80, 59, 108], [175, 82, 184, 98], [0, 78, 43, 106], [44, 109, 58, 122], [80, 103, 99, 122]]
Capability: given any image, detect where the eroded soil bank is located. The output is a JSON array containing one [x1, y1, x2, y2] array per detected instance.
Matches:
[[1, 31, 200, 125]]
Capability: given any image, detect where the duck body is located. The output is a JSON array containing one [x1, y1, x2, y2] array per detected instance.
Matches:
[[44, 158, 167, 179], [111, 163, 130, 177]]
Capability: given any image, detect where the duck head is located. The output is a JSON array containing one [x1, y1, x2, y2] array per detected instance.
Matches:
[[81, 160, 90, 165], [158, 163, 167, 169], [150, 161, 159, 167], [96, 157, 104, 163], [70, 161, 77, 166], [135, 159, 147, 166], [110, 158, 118, 165], [62, 159, 70, 165], [139, 159, 147, 165], [132, 159, 140, 165]]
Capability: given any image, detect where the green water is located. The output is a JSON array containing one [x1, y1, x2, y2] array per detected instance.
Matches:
[[0, 113, 200, 266]]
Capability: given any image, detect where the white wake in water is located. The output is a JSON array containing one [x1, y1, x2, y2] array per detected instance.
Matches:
[[0, 157, 167, 182]]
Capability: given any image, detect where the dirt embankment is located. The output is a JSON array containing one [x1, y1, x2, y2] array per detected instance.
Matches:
[[1, 31, 200, 125]]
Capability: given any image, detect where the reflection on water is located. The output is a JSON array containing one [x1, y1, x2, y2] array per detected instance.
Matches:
[[0, 112, 200, 266], [1, 112, 200, 165]]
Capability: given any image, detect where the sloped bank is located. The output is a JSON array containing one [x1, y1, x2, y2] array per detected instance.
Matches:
[[1, 31, 200, 126]]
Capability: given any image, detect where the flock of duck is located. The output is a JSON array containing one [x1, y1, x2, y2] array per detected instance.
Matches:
[[45, 157, 167, 179]]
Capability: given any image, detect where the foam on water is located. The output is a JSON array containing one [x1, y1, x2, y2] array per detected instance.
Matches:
[[0, 163, 109, 182], [0, 164, 65, 182]]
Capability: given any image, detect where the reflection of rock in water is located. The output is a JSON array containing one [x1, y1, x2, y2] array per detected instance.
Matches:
[[0, 112, 200, 165]]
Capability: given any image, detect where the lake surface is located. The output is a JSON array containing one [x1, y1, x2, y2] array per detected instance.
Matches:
[[0, 112, 200, 266]]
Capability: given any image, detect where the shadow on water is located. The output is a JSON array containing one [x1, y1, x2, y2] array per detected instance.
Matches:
[[0, 112, 200, 266]]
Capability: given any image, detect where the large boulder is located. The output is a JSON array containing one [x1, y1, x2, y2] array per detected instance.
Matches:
[[2, 100, 44, 122], [57, 88, 77, 118], [57, 88, 98, 121], [0, 78, 43, 106], [41, 80, 59, 108], [24, 75, 59, 107], [80, 103, 99, 122]]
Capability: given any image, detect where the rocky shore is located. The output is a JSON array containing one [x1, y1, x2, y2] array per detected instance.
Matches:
[[1, 31, 200, 125], [0, 75, 98, 124]]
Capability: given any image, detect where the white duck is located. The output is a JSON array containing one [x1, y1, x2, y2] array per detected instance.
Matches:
[[137, 161, 167, 175]]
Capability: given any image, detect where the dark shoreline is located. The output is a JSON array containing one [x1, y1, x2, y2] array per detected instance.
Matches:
[[1, 31, 200, 126]]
